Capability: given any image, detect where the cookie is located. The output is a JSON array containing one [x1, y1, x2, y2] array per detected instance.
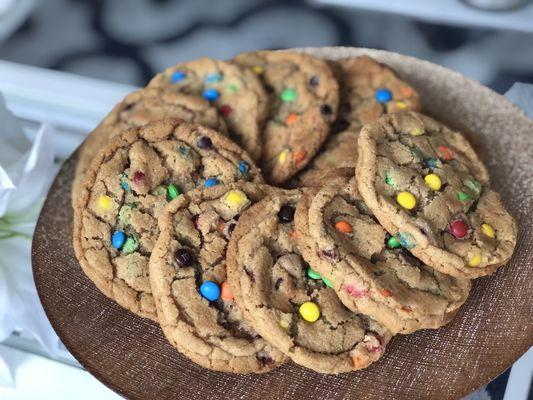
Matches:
[[292, 131, 359, 187], [73, 118, 262, 320], [148, 57, 268, 161], [335, 56, 421, 130], [356, 111, 517, 279], [73, 87, 227, 206], [295, 174, 471, 334], [234, 50, 339, 185], [226, 190, 392, 374], [149, 182, 286, 373], [294, 56, 421, 186]]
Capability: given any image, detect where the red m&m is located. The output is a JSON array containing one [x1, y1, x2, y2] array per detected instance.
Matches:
[[450, 219, 468, 239]]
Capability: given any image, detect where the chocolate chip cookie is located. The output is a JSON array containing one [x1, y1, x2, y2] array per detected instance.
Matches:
[[226, 190, 392, 373], [73, 87, 227, 206], [295, 56, 421, 186], [356, 111, 517, 279], [295, 174, 471, 334], [73, 118, 262, 319], [148, 57, 268, 161], [234, 51, 339, 185], [149, 182, 286, 372]]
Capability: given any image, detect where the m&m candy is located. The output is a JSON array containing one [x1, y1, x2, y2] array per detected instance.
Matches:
[[238, 161, 249, 175], [112, 231, 126, 249], [457, 191, 470, 201], [281, 88, 297, 102], [424, 174, 442, 191], [335, 220, 352, 234], [468, 253, 482, 267], [122, 236, 139, 254], [307, 268, 321, 280], [396, 191, 417, 210], [167, 184, 180, 200], [202, 88, 220, 101], [225, 190, 247, 208], [220, 281, 234, 301], [410, 126, 424, 136], [386, 236, 401, 249], [322, 277, 333, 288], [450, 219, 468, 239], [204, 177, 220, 188], [437, 145, 453, 161], [219, 104, 232, 116], [132, 171, 145, 184], [170, 70, 186, 83], [375, 88, 392, 103], [299, 302, 320, 322], [200, 281, 220, 301], [481, 223, 495, 238], [204, 72, 222, 83], [98, 194, 112, 209]]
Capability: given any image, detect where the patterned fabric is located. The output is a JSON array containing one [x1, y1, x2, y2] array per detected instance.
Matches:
[[0, 0, 532, 92]]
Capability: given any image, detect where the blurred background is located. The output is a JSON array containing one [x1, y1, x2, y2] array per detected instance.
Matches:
[[0, 1, 532, 399], [1, 0, 533, 93]]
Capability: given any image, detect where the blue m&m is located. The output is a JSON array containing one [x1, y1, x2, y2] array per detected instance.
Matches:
[[202, 88, 220, 101], [170, 71, 186, 83], [238, 161, 249, 175], [204, 72, 222, 84], [112, 231, 126, 249], [375, 88, 392, 103], [204, 177, 220, 188], [200, 281, 220, 301]]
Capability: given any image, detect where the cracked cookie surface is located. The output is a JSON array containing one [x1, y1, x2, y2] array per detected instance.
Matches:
[[73, 118, 262, 320], [148, 57, 268, 161], [149, 182, 286, 373], [356, 112, 517, 279], [295, 174, 470, 334], [73, 87, 227, 206], [234, 51, 339, 185], [226, 190, 392, 374], [295, 56, 421, 186]]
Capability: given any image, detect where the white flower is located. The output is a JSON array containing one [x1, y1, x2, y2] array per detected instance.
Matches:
[[0, 95, 60, 361]]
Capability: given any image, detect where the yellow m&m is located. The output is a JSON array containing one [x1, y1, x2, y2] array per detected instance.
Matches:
[[299, 302, 320, 322], [410, 126, 424, 136], [252, 65, 264, 74], [277, 149, 290, 164], [468, 253, 482, 267], [396, 191, 416, 210], [424, 174, 442, 191], [481, 223, 496, 238], [98, 194, 112, 209], [225, 190, 247, 208]]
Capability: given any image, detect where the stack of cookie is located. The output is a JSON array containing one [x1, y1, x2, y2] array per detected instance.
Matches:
[[72, 51, 517, 375]]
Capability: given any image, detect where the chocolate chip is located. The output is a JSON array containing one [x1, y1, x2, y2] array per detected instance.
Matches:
[[334, 118, 349, 132], [320, 104, 333, 116], [227, 223, 236, 237], [309, 76, 319, 87], [175, 248, 194, 267], [274, 277, 283, 290], [196, 136, 212, 149], [278, 205, 295, 223], [244, 266, 255, 282], [258, 355, 274, 366]]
